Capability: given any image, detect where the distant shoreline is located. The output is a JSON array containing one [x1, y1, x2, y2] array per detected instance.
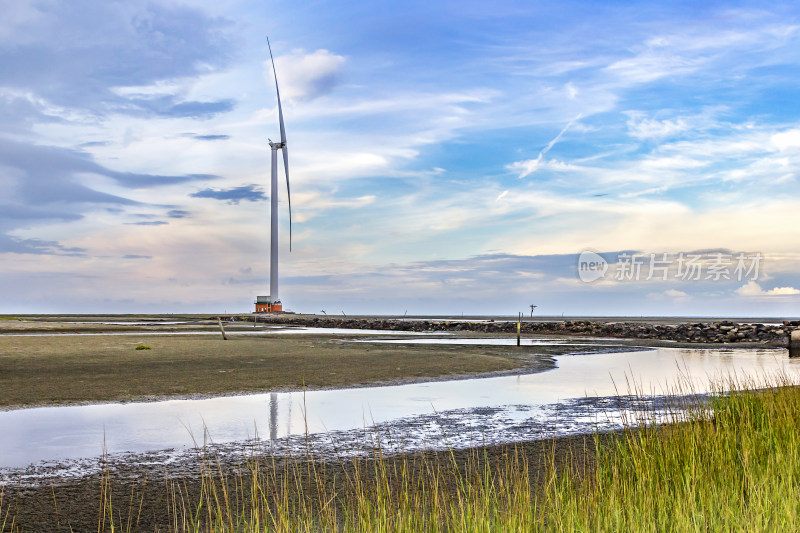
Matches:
[[5, 313, 799, 322], [2, 313, 795, 346], [253, 314, 796, 346]]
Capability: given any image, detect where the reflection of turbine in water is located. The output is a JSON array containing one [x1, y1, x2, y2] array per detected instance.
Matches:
[[286, 393, 292, 436], [267, 392, 293, 442], [269, 392, 278, 441]]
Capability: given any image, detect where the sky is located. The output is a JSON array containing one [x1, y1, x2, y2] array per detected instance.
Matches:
[[2, 0, 800, 317]]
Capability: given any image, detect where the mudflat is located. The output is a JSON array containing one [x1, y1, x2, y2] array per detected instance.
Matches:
[[0, 327, 555, 408]]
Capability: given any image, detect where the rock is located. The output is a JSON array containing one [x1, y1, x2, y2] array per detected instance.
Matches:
[[250, 314, 793, 347]]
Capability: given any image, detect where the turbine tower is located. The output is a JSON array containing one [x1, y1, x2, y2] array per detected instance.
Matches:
[[255, 38, 292, 313]]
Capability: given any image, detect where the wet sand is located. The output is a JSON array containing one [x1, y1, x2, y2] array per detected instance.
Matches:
[[0, 330, 554, 409]]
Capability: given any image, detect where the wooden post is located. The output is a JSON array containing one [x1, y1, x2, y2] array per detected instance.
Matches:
[[517, 312, 521, 346], [217, 317, 228, 341], [790, 329, 800, 358]]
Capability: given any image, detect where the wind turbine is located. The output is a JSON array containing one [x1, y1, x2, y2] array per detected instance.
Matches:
[[255, 37, 292, 313]]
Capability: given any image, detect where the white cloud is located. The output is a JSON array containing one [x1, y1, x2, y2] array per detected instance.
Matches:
[[640, 154, 709, 171], [565, 82, 578, 100], [664, 289, 690, 300], [292, 192, 375, 223], [603, 22, 799, 90], [269, 49, 346, 102], [772, 129, 800, 151], [605, 50, 701, 84], [502, 119, 800, 197], [767, 286, 800, 295], [618, 185, 668, 198], [288, 90, 494, 123], [736, 281, 800, 297], [111, 81, 184, 99], [626, 113, 690, 140], [507, 158, 542, 179], [647, 289, 691, 301]]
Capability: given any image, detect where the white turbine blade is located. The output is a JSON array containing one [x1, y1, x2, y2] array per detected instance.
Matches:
[[282, 145, 292, 251], [267, 37, 288, 146], [268, 36, 292, 251]]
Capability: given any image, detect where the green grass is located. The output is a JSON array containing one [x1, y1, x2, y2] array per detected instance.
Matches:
[[80, 374, 800, 532], [135, 344, 152, 350], [546, 376, 800, 531]]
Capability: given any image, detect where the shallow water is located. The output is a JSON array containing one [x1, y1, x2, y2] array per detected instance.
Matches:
[[71, 321, 191, 325], [354, 336, 621, 346], [0, 341, 795, 472], [2, 326, 434, 337]]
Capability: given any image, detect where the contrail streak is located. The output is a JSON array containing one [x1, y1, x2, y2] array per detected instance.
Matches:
[[515, 113, 582, 178]]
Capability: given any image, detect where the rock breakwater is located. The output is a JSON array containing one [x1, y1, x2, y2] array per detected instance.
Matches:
[[251, 316, 799, 346]]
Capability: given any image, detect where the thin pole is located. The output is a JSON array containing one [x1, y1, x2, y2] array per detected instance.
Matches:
[[218, 317, 228, 341], [517, 312, 521, 346]]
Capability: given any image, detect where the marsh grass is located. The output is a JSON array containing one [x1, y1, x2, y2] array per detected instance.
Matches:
[[8, 372, 799, 532], [147, 439, 540, 532], [0, 484, 15, 531], [545, 373, 800, 531]]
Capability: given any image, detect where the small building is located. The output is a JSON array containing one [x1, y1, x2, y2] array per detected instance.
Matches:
[[255, 295, 282, 313]]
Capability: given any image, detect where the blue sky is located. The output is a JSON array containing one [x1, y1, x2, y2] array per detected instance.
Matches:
[[2, 0, 800, 316]]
